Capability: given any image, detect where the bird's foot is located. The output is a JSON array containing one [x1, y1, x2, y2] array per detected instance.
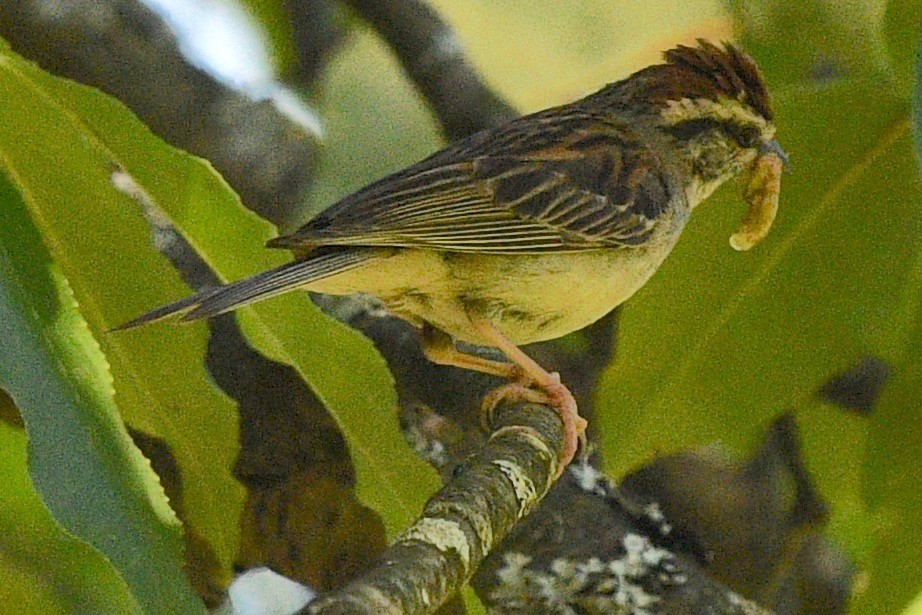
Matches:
[[481, 372, 586, 479]]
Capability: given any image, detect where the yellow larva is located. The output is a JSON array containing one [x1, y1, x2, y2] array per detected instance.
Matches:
[[730, 152, 783, 251]]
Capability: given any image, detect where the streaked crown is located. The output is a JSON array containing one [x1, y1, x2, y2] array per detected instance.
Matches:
[[641, 39, 773, 121]]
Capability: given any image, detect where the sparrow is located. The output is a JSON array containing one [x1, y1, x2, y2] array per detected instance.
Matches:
[[120, 40, 786, 477]]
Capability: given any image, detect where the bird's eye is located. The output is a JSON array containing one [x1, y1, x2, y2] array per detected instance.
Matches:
[[728, 123, 761, 149]]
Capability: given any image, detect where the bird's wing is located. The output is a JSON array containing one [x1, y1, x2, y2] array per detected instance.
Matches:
[[272, 109, 679, 254]]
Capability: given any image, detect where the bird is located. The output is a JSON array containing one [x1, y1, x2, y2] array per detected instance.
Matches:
[[119, 40, 786, 478]]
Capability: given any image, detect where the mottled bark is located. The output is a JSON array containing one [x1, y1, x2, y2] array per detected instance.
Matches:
[[305, 401, 564, 614]]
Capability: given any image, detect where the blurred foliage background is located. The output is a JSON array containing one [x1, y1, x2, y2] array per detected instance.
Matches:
[[0, 0, 919, 613]]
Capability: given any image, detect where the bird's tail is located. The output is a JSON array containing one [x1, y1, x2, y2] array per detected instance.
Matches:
[[114, 249, 372, 330]]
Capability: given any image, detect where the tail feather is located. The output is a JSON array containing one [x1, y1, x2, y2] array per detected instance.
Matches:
[[115, 249, 371, 330], [112, 289, 219, 330]]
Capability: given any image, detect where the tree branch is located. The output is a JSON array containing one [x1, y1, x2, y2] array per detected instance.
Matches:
[[318, 303, 782, 615], [304, 401, 564, 614], [0, 0, 320, 227], [285, 0, 349, 87], [342, 0, 518, 140]]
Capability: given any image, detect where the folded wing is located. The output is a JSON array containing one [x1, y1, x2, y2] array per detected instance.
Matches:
[[271, 109, 679, 254]]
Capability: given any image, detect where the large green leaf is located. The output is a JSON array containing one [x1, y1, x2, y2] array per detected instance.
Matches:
[[593, 4, 922, 613], [0, 38, 438, 537], [0, 397, 139, 615], [0, 171, 203, 613], [597, 81, 918, 470], [0, 38, 244, 575]]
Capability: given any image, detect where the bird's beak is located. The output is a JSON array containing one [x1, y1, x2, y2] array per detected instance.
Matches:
[[759, 139, 790, 173]]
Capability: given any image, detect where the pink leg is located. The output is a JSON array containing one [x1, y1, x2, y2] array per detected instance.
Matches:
[[421, 323, 519, 378], [469, 319, 587, 478]]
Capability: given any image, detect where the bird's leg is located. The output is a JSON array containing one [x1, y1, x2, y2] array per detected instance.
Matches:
[[420, 323, 519, 378], [469, 319, 587, 478]]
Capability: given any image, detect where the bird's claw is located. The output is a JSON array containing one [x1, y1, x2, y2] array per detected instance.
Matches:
[[480, 374, 586, 479]]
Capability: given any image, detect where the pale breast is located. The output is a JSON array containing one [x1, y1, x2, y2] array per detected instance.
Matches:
[[307, 208, 686, 347], [440, 241, 677, 345]]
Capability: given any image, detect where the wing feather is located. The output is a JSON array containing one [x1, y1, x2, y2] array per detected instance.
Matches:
[[270, 109, 680, 254]]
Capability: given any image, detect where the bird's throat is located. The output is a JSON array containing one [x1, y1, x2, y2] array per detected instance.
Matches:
[[685, 173, 730, 209]]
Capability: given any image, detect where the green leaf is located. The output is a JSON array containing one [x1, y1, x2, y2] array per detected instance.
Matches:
[[0, 37, 438, 536], [914, 35, 922, 171], [0, 170, 203, 612], [462, 585, 487, 615], [594, 5, 922, 613], [597, 79, 919, 471], [0, 37, 244, 576], [0, 398, 139, 614], [884, 0, 922, 97]]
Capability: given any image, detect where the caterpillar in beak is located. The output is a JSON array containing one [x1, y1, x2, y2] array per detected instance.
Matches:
[[730, 148, 785, 251]]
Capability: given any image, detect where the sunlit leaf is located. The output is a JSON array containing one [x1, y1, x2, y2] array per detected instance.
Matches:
[[0, 38, 438, 537], [0, 169, 203, 613], [0, 37, 244, 577], [0, 398, 139, 615]]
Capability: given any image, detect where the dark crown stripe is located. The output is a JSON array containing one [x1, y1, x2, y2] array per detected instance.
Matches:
[[662, 40, 773, 120]]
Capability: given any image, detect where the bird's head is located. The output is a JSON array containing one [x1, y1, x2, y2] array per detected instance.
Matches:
[[596, 40, 786, 249], [655, 42, 784, 202]]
